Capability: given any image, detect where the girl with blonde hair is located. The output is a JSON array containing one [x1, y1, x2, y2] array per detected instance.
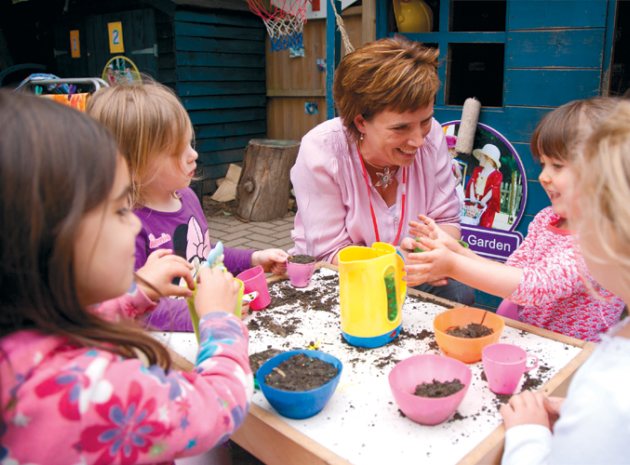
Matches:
[[88, 82, 288, 331], [500, 99, 630, 465]]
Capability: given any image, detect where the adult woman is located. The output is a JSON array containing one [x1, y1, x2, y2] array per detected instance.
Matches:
[[290, 36, 474, 304]]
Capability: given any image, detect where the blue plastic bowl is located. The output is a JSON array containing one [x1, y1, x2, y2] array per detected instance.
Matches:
[[256, 349, 343, 419]]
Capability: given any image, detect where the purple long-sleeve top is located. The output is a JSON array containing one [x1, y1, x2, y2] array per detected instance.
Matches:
[[134, 187, 253, 331]]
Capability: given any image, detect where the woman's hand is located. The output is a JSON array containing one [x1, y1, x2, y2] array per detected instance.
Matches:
[[500, 391, 551, 431], [251, 248, 289, 274], [194, 266, 240, 318], [136, 249, 194, 302]]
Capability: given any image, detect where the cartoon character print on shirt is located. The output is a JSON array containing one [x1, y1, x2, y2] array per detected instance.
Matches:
[[172, 216, 211, 278]]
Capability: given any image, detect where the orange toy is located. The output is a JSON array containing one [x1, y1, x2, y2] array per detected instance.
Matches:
[[433, 307, 504, 363]]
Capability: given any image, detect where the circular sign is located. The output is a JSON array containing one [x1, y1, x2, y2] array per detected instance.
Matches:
[[442, 121, 527, 261], [101, 56, 142, 86]]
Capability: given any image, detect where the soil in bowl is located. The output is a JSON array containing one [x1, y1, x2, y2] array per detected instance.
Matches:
[[288, 254, 316, 264], [414, 378, 465, 398], [265, 353, 338, 391], [446, 323, 494, 338]]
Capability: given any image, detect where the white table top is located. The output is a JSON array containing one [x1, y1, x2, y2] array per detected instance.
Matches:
[[156, 267, 583, 465]]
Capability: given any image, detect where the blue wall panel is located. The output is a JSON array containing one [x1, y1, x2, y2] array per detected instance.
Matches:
[[173, 8, 267, 189], [181, 94, 266, 110], [176, 51, 264, 68], [523, 181, 550, 217], [505, 69, 601, 106], [189, 108, 266, 125], [508, 1, 607, 29], [175, 10, 261, 28], [507, 30, 604, 69]]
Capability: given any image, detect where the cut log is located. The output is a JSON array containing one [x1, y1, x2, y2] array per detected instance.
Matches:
[[236, 139, 300, 221]]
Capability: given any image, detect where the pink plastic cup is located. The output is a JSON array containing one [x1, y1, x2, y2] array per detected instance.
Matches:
[[482, 343, 538, 395], [286, 261, 316, 288], [236, 265, 271, 311]]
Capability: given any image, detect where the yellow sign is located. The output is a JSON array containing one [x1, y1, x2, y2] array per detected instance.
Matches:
[[107, 21, 125, 54], [70, 29, 80, 58]]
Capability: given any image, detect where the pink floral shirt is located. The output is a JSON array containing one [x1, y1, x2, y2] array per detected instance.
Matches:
[[0, 291, 252, 465], [506, 207, 624, 342]]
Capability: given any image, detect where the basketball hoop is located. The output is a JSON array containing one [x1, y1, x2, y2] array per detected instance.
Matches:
[[247, 0, 310, 51]]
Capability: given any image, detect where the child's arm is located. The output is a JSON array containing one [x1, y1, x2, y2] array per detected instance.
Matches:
[[222, 246, 254, 276], [92, 283, 157, 322], [404, 239, 523, 297], [251, 248, 289, 275], [35, 270, 250, 463], [94, 250, 194, 322], [500, 391, 553, 465]]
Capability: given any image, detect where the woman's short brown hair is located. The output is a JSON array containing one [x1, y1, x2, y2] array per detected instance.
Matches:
[[333, 36, 440, 141]]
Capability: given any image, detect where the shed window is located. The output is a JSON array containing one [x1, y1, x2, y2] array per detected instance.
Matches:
[[382, 0, 507, 108]]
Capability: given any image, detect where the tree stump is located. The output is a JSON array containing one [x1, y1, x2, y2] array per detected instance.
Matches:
[[236, 139, 300, 221]]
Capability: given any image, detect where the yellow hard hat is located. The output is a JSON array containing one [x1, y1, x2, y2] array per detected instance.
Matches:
[[392, 0, 433, 33]]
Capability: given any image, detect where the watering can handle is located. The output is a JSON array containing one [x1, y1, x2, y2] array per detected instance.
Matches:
[[395, 252, 407, 299]]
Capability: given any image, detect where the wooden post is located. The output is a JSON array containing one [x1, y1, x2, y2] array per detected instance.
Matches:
[[236, 139, 300, 222]]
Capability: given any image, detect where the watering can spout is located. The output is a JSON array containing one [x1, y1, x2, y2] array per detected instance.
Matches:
[[338, 242, 406, 348]]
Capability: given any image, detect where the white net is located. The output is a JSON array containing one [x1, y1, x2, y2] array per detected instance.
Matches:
[[247, 0, 309, 51]]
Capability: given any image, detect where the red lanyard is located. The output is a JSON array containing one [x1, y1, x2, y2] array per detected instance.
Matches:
[[357, 145, 407, 245]]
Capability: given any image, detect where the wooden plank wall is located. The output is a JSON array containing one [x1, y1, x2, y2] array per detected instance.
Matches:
[[173, 8, 267, 192], [266, 6, 363, 141]]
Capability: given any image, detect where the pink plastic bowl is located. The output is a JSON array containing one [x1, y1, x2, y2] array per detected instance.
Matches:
[[388, 354, 472, 425]]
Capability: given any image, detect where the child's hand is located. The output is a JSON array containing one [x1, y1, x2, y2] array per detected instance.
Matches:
[[500, 391, 551, 431], [409, 215, 462, 254], [543, 396, 564, 430], [251, 248, 289, 275], [403, 238, 454, 287], [194, 267, 240, 318], [136, 249, 194, 302]]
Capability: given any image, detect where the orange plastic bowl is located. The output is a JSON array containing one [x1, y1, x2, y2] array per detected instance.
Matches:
[[433, 307, 504, 363]]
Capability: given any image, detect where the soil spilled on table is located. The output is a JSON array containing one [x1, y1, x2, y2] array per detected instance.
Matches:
[[264, 353, 338, 391], [414, 379, 465, 398]]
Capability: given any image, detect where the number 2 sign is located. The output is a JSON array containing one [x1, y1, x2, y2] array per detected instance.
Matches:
[[107, 21, 125, 54]]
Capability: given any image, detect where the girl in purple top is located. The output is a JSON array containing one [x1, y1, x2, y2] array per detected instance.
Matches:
[[0, 91, 251, 464], [290, 36, 474, 304], [88, 83, 288, 331]]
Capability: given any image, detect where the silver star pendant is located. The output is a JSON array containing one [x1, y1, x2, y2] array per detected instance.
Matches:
[[375, 167, 396, 189]]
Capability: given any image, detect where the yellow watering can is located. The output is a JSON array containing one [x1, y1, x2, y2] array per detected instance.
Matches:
[[338, 242, 406, 348]]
